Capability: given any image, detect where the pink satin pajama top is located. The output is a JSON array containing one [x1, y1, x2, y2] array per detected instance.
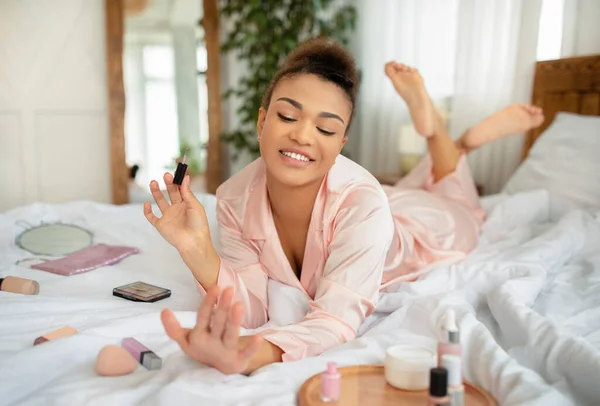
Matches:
[[201, 154, 484, 362]]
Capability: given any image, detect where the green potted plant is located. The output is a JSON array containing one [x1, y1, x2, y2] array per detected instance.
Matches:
[[219, 0, 357, 161]]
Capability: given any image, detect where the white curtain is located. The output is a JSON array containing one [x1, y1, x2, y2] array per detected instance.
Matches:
[[354, 0, 458, 174], [450, 0, 542, 194], [354, 0, 543, 194]]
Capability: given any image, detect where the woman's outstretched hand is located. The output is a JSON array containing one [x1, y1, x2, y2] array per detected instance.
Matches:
[[161, 286, 263, 375]]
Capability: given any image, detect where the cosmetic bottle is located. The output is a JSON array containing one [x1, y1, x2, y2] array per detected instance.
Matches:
[[0, 276, 39, 295], [428, 367, 450, 406], [437, 308, 461, 366], [320, 362, 341, 403], [441, 354, 464, 406]]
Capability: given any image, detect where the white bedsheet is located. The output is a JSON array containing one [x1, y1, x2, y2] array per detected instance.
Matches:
[[0, 190, 599, 406]]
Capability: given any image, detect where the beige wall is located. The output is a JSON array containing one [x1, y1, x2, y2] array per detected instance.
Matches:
[[0, 0, 111, 212]]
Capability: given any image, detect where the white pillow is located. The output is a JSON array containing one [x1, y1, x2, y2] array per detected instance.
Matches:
[[503, 112, 600, 216]]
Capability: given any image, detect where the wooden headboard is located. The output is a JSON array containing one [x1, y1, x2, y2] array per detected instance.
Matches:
[[523, 54, 600, 160]]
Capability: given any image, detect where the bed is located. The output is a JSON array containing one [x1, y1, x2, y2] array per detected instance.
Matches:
[[1, 55, 600, 406], [522, 54, 600, 159]]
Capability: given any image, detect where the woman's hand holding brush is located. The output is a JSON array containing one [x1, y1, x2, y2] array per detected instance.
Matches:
[[144, 168, 220, 289]]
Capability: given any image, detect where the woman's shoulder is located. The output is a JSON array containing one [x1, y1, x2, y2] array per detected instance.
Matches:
[[327, 155, 386, 197], [324, 156, 394, 237]]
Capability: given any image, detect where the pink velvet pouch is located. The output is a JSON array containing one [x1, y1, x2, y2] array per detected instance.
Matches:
[[30, 243, 139, 276]]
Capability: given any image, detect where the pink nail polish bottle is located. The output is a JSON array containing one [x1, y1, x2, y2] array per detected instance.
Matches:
[[320, 362, 341, 403], [437, 308, 461, 366]]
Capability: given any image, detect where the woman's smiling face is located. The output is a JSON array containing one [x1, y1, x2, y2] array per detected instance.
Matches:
[[257, 73, 351, 188]]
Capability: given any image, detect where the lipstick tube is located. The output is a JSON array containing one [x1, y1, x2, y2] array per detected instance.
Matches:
[[121, 337, 162, 370]]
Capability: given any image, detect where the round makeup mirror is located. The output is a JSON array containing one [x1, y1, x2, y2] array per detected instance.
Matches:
[[16, 223, 94, 256]]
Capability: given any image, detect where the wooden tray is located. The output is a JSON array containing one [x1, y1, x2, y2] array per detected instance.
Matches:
[[298, 365, 496, 406]]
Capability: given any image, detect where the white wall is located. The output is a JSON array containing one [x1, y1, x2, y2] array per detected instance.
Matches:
[[562, 0, 600, 57], [574, 0, 600, 55], [0, 0, 111, 212]]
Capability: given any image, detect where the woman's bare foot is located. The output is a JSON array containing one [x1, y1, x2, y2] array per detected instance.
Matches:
[[385, 62, 434, 137], [458, 104, 545, 151]]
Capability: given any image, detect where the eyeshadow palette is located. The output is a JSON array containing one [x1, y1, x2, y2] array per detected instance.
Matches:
[[113, 281, 171, 303]]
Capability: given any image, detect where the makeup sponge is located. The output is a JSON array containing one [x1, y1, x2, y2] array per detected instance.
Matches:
[[95, 345, 138, 376]]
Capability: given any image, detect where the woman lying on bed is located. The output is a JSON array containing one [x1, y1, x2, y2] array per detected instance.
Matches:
[[143, 38, 544, 375]]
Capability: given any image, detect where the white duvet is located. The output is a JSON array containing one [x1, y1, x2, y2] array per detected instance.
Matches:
[[0, 189, 599, 406]]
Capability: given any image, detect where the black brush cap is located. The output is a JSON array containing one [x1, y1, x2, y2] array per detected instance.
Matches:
[[429, 367, 448, 397], [173, 162, 188, 185]]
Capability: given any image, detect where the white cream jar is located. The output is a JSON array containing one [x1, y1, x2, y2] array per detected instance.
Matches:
[[384, 345, 437, 391]]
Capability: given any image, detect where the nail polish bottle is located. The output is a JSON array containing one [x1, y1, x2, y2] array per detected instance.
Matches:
[[437, 308, 461, 366], [428, 367, 450, 406], [320, 362, 341, 403]]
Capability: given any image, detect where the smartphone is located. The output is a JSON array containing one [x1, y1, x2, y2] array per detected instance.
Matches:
[[113, 281, 171, 303]]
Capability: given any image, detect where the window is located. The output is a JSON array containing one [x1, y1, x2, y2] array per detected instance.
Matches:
[[196, 46, 209, 171], [124, 36, 209, 189], [537, 0, 565, 61], [124, 42, 180, 188], [142, 45, 180, 187]]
